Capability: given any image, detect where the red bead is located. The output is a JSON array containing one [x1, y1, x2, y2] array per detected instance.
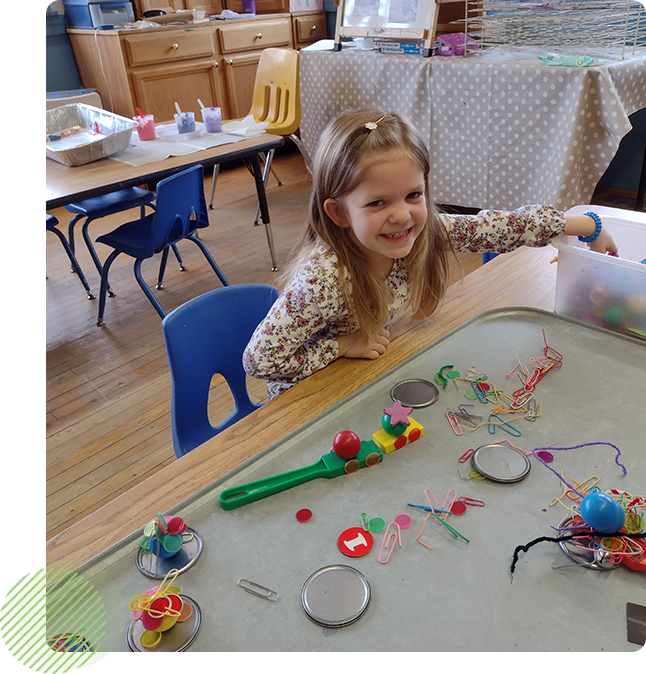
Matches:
[[333, 430, 361, 459]]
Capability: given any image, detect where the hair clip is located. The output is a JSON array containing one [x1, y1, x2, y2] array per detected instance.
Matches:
[[364, 113, 390, 131]]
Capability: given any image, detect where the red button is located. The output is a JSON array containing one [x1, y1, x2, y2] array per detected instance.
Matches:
[[337, 527, 374, 557]]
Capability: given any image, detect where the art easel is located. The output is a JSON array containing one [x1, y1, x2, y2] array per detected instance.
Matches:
[[333, 0, 481, 57]]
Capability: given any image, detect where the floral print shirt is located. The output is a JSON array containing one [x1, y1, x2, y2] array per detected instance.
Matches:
[[243, 205, 566, 399]]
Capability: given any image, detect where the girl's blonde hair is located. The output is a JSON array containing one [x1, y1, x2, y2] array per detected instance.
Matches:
[[282, 109, 453, 339]]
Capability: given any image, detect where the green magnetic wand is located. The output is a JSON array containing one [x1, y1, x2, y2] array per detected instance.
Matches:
[[219, 433, 383, 510]]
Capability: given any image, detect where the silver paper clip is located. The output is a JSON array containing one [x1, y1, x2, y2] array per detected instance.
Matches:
[[237, 579, 279, 601]]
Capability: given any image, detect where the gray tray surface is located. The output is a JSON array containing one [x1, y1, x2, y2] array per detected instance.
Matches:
[[70, 308, 646, 652]]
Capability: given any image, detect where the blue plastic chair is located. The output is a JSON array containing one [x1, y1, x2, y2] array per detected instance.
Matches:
[[162, 283, 279, 457], [95, 164, 229, 326], [66, 187, 156, 297], [46, 214, 95, 299], [482, 252, 499, 264]]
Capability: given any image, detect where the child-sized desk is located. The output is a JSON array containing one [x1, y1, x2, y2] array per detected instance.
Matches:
[[45, 248, 646, 652]]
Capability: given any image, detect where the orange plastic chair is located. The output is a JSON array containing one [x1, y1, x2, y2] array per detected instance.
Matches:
[[208, 48, 311, 216]]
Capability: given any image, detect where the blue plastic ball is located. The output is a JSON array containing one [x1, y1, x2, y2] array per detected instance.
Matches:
[[579, 492, 625, 533]]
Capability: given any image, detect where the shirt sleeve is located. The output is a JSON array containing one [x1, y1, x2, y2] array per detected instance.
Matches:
[[243, 258, 349, 385], [439, 204, 566, 254]]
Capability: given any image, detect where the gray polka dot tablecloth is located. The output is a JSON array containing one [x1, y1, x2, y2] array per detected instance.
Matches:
[[299, 46, 646, 211]]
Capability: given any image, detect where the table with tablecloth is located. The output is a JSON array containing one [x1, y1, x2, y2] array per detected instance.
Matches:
[[299, 44, 646, 211]]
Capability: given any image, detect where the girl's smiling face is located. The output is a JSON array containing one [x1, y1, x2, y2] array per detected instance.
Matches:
[[324, 149, 428, 278]]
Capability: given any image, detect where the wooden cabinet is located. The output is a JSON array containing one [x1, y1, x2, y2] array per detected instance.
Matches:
[[67, 11, 326, 122], [68, 15, 293, 121]]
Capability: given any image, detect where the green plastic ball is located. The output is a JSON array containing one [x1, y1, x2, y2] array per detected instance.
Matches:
[[381, 413, 406, 436]]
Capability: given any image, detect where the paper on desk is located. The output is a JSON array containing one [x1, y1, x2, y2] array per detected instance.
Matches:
[[109, 124, 252, 167], [222, 115, 268, 137]]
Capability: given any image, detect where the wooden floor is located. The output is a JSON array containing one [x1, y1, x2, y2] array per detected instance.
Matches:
[[46, 146, 483, 540]]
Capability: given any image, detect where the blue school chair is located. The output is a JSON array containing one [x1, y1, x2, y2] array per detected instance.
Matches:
[[46, 214, 95, 299], [66, 188, 188, 297], [161, 283, 279, 458], [482, 252, 499, 264], [95, 164, 228, 326]]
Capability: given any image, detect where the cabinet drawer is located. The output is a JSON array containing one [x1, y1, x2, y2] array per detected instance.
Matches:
[[294, 15, 327, 45], [122, 29, 216, 67], [218, 19, 291, 54]]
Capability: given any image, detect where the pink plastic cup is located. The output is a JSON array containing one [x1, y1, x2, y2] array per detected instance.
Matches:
[[134, 114, 156, 141]]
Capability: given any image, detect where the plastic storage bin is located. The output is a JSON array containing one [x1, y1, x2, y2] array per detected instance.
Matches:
[[63, 1, 134, 29], [553, 205, 646, 340]]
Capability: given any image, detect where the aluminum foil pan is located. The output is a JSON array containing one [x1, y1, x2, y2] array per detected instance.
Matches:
[[46, 104, 136, 167]]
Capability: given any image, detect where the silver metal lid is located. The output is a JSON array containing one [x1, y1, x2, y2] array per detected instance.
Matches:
[[556, 515, 618, 571], [301, 565, 371, 628], [471, 443, 531, 482], [390, 379, 439, 408], [126, 595, 202, 652]]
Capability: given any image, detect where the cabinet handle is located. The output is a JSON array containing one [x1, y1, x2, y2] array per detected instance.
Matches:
[[256, 33, 262, 39], [227, 59, 233, 66], [311, 25, 317, 31], [213, 61, 219, 68], [171, 43, 179, 50]]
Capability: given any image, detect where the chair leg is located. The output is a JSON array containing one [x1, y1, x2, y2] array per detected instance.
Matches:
[[134, 258, 167, 319], [97, 249, 121, 326], [67, 213, 83, 263], [156, 247, 171, 289], [289, 133, 313, 174], [47, 226, 95, 300], [261, 150, 282, 187], [187, 235, 229, 287], [171, 244, 186, 271], [208, 164, 221, 210], [82, 217, 116, 297]]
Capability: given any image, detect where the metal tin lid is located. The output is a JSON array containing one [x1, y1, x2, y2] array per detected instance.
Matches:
[[557, 515, 617, 571], [301, 565, 371, 628], [390, 379, 439, 408], [126, 595, 202, 652], [471, 443, 531, 482]]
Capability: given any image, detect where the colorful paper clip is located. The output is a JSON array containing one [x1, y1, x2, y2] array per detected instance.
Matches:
[[446, 410, 463, 436], [458, 496, 485, 507], [378, 521, 402, 564]]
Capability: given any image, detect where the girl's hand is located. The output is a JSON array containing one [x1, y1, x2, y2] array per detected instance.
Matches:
[[587, 228, 618, 256], [563, 213, 618, 255], [337, 328, 390, 360]]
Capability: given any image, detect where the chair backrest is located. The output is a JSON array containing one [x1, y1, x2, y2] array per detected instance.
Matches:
[[148, 164, 208, 256], [249, 48, 301, 136], [161, 283, 279, 458]]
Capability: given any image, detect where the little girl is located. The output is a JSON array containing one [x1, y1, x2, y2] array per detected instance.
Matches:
[[243, 109, 617, 400]]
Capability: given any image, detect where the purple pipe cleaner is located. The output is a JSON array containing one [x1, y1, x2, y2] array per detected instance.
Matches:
[[531, 441, 627, 498]]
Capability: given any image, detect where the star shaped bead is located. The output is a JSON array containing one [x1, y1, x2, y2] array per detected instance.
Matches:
[[383, 400, 412, 427]]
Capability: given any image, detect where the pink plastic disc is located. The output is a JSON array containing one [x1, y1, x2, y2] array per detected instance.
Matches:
[[536, 450, 554, 463], [394, 514, 412, 529]]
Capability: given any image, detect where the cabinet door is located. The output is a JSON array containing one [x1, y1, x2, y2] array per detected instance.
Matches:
[[130, 60, 230, 121], [221, 52, 261, 119]]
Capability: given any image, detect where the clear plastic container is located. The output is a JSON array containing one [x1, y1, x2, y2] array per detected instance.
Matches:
[[553, 205, 646, 340]]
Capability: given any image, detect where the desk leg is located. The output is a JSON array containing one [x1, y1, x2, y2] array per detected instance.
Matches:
[[250, 152, 278, 272]]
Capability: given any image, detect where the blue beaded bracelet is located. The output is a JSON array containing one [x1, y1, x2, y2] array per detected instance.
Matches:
[[578, 212, 602, 243]]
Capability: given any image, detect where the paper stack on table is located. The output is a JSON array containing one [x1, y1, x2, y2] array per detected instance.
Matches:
[[222, 115, 269, 137]]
